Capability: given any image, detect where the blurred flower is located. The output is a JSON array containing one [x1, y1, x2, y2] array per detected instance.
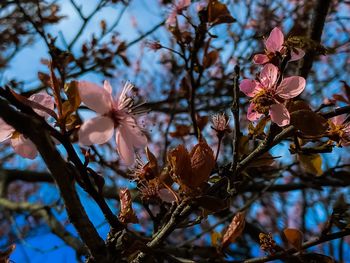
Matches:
[[0, 92, 54, 159], [253, 27, 305, 64], [211, 112, 231, 137], [328, 114, 350, 146], [240, 63, 305, 126], [132, 147, 177, 203], [146, 41, 162, 51], [78, 81, 147, 165], [166, 0, 191, 27]]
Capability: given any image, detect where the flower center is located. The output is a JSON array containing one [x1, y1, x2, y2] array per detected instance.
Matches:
[[107, 108, 126, 128], [251, 90, 276, 114]]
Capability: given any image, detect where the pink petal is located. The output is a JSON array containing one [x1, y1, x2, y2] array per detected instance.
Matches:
[[11, 135, 38, 159], [78, 116, 114, 145], [240, 79, 260, 97], [78, 81, 113, 114], [269, 103, 290, 127], [260, 63, 278, 88], [29, 92, 54, 118], [276, 76, 306, 99], [178, 0, 191, 9], [253, 54, 270, 64], [104, 80, 113, 94], [122, 117, 147, 148], [115, 128, 134, 166], [265, 27, 284, 52], [116, 117, 147, 165], [247, 103, 263, 121], [0, 118, 14, 142], [166, 11, 177, 27], [290, 48, 305, 62], [332, 115, 346, 126]]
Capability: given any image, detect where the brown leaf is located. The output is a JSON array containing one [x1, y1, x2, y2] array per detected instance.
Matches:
[[288, 100, 311, 113], [38, 72, 51, 86], [169, 124, 191, 138], [290, 110, 329, 136], [189, 140, 215, 187], [0, 244, 15, 263], [195, 195, 229, 213], [167, 144, 193, 187], [283, 228, 303, 251], [64, 81, 81, 113], [196, 115, 209, 131], [222, 212, 245, 248], [208, 0, 236, 26], [118, 188, 138, 224], [203, 50, 219, 69]]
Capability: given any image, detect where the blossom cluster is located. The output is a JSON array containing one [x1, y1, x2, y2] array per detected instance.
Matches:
[[240, 27, 306, 126]]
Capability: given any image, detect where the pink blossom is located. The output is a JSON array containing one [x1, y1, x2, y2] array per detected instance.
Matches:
[[253, 27, 305, 64], [0, 92, 54, 159], [78, 80, 147, 165], [240, 63, 306, 126], [329, 114, 350, 146], [166, 0, 191, 27]]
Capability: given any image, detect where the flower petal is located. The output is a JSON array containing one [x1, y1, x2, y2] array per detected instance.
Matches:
[[116, 128, 134, 166], [29, 92, 55, 118], [277, 76, 306, 99], [0, 118, 14, 142], [265, 27, 284, 52], [260, 63, 278, 88], [79, 116, 114, 145], [116, 117, 147, 165], [240, 79, 260, 97], [332, 114, 346, 126], [104, 80, 113, 94], [11, 135, 38, 159], [269, 103, 290, 126], [121, 117, 147, 148], [290, 48, 305, 62], [253, 54, 270, 64], [78, 81, 113, 114], [247, 103, 263, 121]]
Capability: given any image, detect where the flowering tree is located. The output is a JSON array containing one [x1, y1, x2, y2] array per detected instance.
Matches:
[[0, 0, 350, 262]]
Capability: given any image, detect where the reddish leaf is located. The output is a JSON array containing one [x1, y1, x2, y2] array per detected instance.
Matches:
[[222, 212, 245, 248], [203, 50, 219, 68], [290, 110, 329, 136], [195, 195, 229, 213], [169, 124, 191, 138], [208, 0, 236, 26], [118, 188, 138, 224], [283, 228, 303, 251], [189, 139, 215, 187]]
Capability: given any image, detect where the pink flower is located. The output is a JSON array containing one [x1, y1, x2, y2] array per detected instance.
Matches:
[[253, 27, 305, 64], [211, 112, 231, 136], [166, 0, 191, 27], [0, 92, 54, 159], [328, 114, 350, 146], [78, 80, 147, 165], [240, 63, 306, 126]]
